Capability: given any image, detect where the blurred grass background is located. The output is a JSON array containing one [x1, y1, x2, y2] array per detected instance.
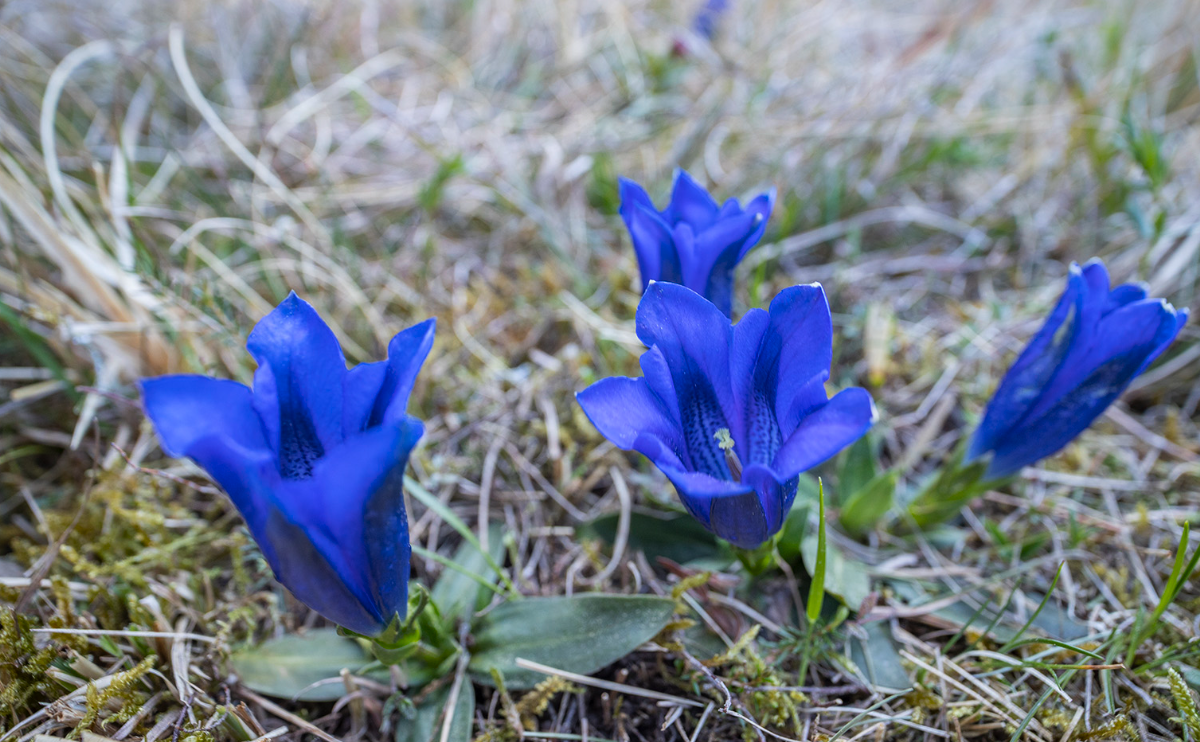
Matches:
[[2, 0, 1200, 740]]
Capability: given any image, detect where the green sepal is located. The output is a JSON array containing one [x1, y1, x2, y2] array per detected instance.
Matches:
[[732, 534, 779, 576], [339, 584, 453, 666]]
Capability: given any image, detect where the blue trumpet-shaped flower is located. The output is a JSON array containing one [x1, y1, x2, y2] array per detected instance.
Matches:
[[577, 282, 875, 549], [140, 293, 435, 637], [619, 170, 774, 317], [967, 260, 1187, 480], [693, 0, 730, 39]]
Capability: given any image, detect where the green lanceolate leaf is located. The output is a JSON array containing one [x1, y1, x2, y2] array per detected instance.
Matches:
[[839, 470, 897, 538], [230, 629, 386, 701], [849, 622, 910, 691], [467, 594, 675, 689], [431, 522, 507, 628]]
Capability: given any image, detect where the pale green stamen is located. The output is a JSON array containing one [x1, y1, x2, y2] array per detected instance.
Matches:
[[714, 428, 743, 480]]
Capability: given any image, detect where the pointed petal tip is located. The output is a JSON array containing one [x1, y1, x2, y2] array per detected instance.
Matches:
[[618, 177, 655, 210], [768, 282, 830, 315], [747, 186, 777, 212], [672, 168, 700, 186], [276, 290, 307, 312], [406, 316, 438, 342], [394, 412, 426, 442], [1080, 259, 1111, 286]]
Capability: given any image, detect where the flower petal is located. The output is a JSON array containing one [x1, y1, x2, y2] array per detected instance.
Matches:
[[984, 302, 1182, 479], [630, 431, 688, 473], [670, 221, 698, 288], [706, 493, 772, 549], [618, 175, 657, 213], [358, 417, 423, 624], [635, 282, 736, 479], [140, 375, 269, 459], [1022, 297, 1178, 425], [1079, 260, 1113, 324], [181, 434, 389, 635], [343, 361, 388, 435], [716, 197, 741, 220], [762, 285, 835, 435], [272, 420, 423, 634], [741, 465, 796, 538], [967, 265, 1085, 461], [736, 189, 775, 263], [1155, 308, 1190, 365], [659, 465, 764, 547], [576, 377, 684, 469], [180, 434, 278, 539], [260, 510, 393, 636], [370, 318, 438, 428], [682, 209, 761, 317], [619, 179, 681, 288], [1106, 283, 1148, 312], [772, 387, 876, 480], [664, 170, 720, 230], [728, 307, 777, 465], [342, 320, 436, 435], [639, 345, 684, 428], [246, 293, 348, 478]]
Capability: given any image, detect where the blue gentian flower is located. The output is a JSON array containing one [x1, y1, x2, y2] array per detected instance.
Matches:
[[577, 282, 875, 549], [619, 170, 775, 317], [694, 0, 730, 39], [140, 293, 435, 637], [967, 260, 1187, 480]]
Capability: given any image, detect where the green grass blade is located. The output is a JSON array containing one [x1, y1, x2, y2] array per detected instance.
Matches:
[[1008, 685, 1055, 742], [1167, 523, 1200, 606], [404, 475, 517, 596], [0, 301, 80, 402], [411, 545, 508, 599], [1128, 523, 1192, 667], [965, 578, 1023, 653], [945, 592, 995, 652], [997, 563, 1064, 654], [806, 478, 826, 625], [1002, 637, 1105, 660]]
